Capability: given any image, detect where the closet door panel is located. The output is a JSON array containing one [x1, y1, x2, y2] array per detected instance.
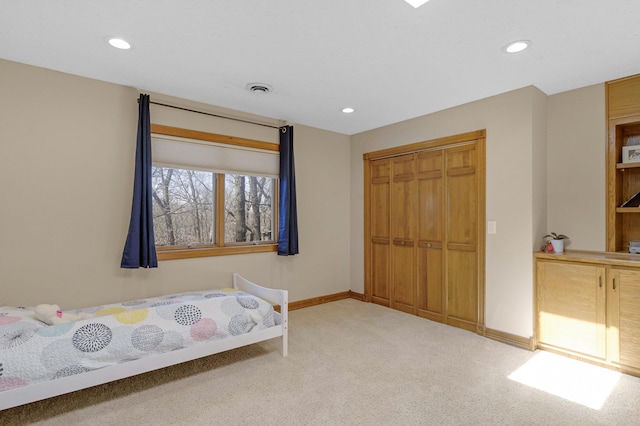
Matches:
[[447, 248, 478, 326], [371, 187, 390, 238], [448, 177, 477, 245], [417, 150, 444, 317], [372, 241, 390, 303], [391, 154, 416, 240], [392, 243, 416, 311], [446, 143, 477, 170], [445, 144, 478, 329], [370, 159, 390, 304], [417, 244, 443, 317], [447, 178, 477, 245], [417, 151, 443, 242], [391, 154, 416, 311]]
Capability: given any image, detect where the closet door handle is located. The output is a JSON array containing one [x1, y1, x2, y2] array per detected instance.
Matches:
[[599, 276, 602, 288], [613, 278, 617, 291]]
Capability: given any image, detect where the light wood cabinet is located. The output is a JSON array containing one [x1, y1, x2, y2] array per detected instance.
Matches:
[[364, 130, 485, 334], [606, 74, 640, 252], [535, 251, 640, 377]]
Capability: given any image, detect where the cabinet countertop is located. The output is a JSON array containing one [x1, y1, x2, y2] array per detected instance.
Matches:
[[534, 249, 640, 267]]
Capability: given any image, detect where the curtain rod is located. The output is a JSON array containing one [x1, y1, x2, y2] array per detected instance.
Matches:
[[143, 99, 282, 130]]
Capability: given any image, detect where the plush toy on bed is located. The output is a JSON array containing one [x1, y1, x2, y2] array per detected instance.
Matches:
[[34, 304, 92, 325]]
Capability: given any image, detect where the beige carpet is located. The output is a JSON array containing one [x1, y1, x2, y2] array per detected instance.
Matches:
[[2, 299, 640, 425]]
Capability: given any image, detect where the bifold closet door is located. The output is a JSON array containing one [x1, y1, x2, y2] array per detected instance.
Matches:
[[365, 130, 485, 334], [416, 150, 444, 321], [369, 159, 391, 306], [391, 153, 416, 314], [445, 144, 479, 331]]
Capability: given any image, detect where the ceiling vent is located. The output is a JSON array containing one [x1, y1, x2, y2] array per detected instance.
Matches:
[[246, 83, 273, 94]]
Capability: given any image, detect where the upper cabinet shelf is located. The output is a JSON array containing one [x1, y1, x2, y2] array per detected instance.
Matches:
[[617, 162, 640, 169]]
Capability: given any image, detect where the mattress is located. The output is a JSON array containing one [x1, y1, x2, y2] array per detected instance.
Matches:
[[0, 288, 277, 393]]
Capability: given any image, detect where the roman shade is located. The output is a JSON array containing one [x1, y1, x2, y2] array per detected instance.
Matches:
[[151, 134, 279, 178]]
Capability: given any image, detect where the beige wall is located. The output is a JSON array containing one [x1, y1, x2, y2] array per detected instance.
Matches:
[[351, 86, 547, 338], [546, 84, 606, 251], [0, 59, 351, 309]]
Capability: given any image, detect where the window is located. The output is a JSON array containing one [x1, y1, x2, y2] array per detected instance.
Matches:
[[152, 167, 215, 247], [150, 125, 279, 260], [224, 174, 274, 244]]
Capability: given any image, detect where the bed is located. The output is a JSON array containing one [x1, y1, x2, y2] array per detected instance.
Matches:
[[0, 273, 288, 411]]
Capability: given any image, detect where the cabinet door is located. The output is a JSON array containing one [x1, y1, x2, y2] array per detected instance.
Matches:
[[608, 268, 640, 371], [537, 260, 606, 359], [391, 154, 416, 313]]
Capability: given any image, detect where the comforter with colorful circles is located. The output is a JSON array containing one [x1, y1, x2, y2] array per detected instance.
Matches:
[[0, 288, 276, 393]]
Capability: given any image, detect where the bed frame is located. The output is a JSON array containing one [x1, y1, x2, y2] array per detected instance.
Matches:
[[0, 273, 288, 411]]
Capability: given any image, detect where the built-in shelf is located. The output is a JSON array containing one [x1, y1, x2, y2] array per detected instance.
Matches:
[[616, 207, 640, 213], [617, 162, 640, 170], [607, 74, 640, 252]]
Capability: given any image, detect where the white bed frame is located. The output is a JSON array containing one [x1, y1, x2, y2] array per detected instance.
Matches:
[[0, 273, 288, 411]]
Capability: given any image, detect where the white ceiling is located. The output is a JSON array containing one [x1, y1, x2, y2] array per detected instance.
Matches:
[[1, 0, 639, 135]]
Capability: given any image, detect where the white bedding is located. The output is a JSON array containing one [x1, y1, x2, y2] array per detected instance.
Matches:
[[0, 288, 278, 393]]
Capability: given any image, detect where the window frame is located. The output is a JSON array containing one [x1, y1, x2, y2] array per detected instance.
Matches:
[[150, 124, 279, 261]]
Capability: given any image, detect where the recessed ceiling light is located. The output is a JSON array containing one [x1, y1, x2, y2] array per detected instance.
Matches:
[[108, 37, 131, 50], [404, 0, 429, 8], [342, 107, 355, 114], [503, 40, 530, 53]]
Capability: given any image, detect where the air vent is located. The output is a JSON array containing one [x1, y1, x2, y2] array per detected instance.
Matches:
[[245, 83, 273, 94]]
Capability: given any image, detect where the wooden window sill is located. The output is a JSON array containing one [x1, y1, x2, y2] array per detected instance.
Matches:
[[157, 244, 277, 261]]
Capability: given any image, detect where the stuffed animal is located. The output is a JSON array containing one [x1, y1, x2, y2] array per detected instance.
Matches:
[[34, 304, 92, 325]]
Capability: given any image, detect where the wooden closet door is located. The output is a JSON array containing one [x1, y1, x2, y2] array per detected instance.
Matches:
[[370, 159, 391, 305], [416, 150, 444, 321], [364, 130, 485, 335], [391, 153, 416, 314], [445, 144, 479, 331]]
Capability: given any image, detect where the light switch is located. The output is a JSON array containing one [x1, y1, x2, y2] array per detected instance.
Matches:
[[488, 220, 497, 234]]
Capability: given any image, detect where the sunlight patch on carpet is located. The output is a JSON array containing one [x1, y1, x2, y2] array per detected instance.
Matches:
[[508, 351, 620, 410]]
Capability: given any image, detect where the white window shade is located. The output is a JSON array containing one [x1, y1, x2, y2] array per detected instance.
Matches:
[[151, 134, 279, 178]]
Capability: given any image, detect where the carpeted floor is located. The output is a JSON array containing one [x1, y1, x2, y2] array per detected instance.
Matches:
[[2, 299, 640, 425]]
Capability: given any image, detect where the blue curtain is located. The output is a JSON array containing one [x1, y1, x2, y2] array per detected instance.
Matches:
[[121, 94, 158, 268], [278, 125, 299, 256]]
